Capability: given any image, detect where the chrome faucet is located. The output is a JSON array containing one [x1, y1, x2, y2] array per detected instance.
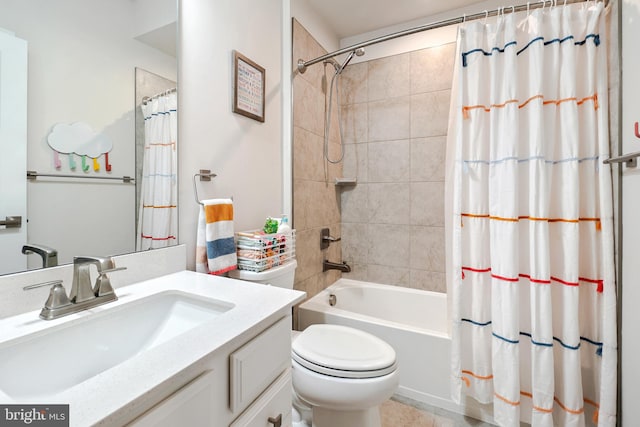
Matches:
[[323, 259, 351, 273], [32, 256, 126, 320], [22, 243, 58, 268]]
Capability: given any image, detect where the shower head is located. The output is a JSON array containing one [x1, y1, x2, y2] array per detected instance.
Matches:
[[323, 58, 341, 72]]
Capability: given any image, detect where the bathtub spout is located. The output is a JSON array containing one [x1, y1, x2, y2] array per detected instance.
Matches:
[[323, 259, 351, 273]]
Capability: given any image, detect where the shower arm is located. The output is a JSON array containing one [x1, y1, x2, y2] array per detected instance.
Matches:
[[296, 0, 606, 74]]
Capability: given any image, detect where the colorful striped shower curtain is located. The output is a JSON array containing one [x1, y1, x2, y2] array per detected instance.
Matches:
[[136, 91, 178, 250], [447, 3, 616, 426]]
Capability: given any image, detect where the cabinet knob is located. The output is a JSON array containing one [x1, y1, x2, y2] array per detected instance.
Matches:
[[268, 414, 282, 427]]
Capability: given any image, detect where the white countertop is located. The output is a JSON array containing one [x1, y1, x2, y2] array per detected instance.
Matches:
[[0, 270, 306, 426]]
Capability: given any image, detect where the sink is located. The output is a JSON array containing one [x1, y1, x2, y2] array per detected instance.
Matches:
[[0, 291, 234, 398]]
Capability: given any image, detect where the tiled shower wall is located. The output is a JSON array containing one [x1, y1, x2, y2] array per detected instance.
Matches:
[[339, 43, 456, 293], [292, 19, 344, 299]]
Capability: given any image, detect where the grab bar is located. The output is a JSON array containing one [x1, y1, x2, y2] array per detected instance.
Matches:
[[603, 151, 640, 168]]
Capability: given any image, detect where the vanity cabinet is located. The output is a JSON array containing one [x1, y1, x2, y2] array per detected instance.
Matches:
[[127, 315, 292, 427]]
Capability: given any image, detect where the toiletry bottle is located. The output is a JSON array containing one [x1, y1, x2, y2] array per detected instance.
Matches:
[[277, 215, 292, 256]]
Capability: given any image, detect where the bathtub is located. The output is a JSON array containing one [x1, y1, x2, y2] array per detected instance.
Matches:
[[297, 278, 492, 422]]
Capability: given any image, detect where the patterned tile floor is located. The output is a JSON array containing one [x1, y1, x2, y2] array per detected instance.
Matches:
[[380, 395, 498, 427]]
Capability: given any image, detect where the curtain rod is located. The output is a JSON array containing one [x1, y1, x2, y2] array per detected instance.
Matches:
[[142, 87, 177, 105], [297, 0, 607, 74]]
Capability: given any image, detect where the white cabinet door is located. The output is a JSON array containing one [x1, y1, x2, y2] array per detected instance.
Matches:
[[230, 370, 292, 427], [0, 29, 27, 274], [128, 371, 218, 427]]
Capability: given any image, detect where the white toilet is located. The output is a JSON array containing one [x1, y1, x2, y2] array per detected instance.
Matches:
[[229, 260, 399, 427]]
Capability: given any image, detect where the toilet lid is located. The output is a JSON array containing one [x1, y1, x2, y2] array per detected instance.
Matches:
[[292, 324, 396, 378]]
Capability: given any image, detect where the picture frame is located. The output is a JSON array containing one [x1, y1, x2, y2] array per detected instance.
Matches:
[[233, 50, 265, 122]]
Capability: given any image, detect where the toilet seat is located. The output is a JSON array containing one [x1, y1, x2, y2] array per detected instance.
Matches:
[[292, 324, 397, 379]]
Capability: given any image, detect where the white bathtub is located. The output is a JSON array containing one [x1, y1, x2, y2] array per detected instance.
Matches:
[[297, 278, 492, 422]]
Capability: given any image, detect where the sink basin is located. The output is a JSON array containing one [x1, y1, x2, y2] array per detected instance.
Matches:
[[0, 291, 234, 398]]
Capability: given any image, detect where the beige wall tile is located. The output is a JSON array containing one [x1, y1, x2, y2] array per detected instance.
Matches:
[[410, 270, 446, 293], [293, 76, 325, 136], [293, 126, 324, 182], [369, 97, 411, 141], [292, 21, 345, 295], [340, 183, 369, 223], [368, 53, 410, 101], [368, 183, 410, 224], [342, 222, 368, 263], [368, 140, 410, 183], [339, 62, 368, 105], [410, 182, 445, 226], [368, 224, 410, 267], [366, 264, 411, 287], [292, 20, 322, 88], [410, 43, 456, 94], [343, 143, 368, 182], [410, 90, 451, 138], [294, 272, 324, 301], [293, 179, 310, 231], [409, 226, 445, 272], [295, 181, 339, 230], [292, 19, 330, 90], [342, 262, 368, 281], [296, 227, 324, 283], [326, 140, 345, 181], [341, 103, 368, 144], [410, 137, 446, 182]]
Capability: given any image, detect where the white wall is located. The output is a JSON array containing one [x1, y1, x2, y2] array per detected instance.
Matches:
[[291, 0, 340, 53], [339, 0, 513, 62], [0, 0, 176, 268], [179, 0, 286, 270], [621, 1, 639, 423]]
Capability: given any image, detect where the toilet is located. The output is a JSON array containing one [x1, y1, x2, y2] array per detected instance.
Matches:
[[229, 260, 399, 427]]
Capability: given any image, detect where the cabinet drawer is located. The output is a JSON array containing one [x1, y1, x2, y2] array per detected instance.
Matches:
[[230, 370, 292, 427], [230, 316, 291, 413]]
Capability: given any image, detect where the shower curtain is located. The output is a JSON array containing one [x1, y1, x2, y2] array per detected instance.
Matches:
[[447, 3, 616, 426], [136, 90, 178, 251]]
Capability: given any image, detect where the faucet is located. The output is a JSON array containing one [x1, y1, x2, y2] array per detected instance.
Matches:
[[320, 228, 341, 250], [22, 244, 58, 268], [33, 256, 126, 320], [323, 259, 351, 273]]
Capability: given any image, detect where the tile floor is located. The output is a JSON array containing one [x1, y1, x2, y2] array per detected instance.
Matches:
[[380, 395, 498, 427]]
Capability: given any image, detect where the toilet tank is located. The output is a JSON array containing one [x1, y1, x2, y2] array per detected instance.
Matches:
[[228, 260, 297, 289]]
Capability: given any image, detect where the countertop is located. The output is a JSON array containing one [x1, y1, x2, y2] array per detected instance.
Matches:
[[0, 270, 306, 426]]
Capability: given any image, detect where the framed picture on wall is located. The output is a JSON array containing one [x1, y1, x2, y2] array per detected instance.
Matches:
[[233, 50, 265, 122]]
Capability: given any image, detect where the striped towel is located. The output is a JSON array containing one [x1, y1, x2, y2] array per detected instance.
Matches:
[[195, 199, 237, 275]]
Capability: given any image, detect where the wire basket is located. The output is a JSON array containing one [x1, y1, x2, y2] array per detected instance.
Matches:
[[235, 229, 296, 272]]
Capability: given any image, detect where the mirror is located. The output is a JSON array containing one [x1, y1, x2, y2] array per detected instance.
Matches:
[[0, 0, 177, 275]]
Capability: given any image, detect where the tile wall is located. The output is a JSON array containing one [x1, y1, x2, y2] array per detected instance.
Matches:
[[339, 43, 456, 292], [292, 19, 343, 300]]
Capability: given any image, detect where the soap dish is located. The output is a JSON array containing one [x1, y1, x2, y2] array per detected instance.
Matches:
[[335, 177, 357, 186]]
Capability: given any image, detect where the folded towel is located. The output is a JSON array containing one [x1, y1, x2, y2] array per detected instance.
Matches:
[[196, 198, 237, 275]]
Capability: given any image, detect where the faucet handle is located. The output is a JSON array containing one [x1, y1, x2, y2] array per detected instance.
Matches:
[[23, 279, 63, 291], [93, 266, 126, 297], [100, 266, 127, 274], [42, 282, 71, 310]]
